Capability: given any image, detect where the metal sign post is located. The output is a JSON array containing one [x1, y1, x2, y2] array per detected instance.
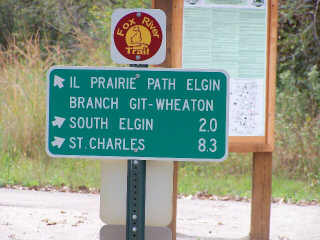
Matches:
[[126, 159, 146, 240], [111, 9, 165, 240], [111, 9, 166, 240], [126, 64, 148, 240], [46, 66, 229, 240]]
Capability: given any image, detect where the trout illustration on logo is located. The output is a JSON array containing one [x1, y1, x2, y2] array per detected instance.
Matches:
[[113, 12, 163, 62]]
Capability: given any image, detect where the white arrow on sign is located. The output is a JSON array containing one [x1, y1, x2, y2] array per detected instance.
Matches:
[[51, 137, 65, 148], [54, 75, 65, 88], [52, 116, 66, 128]]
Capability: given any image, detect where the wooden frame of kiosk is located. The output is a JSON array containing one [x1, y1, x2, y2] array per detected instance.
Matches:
[[152, 0, 278, 239]]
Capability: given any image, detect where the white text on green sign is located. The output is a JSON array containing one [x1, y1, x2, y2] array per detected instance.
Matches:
[[46, 67, 229, 161]]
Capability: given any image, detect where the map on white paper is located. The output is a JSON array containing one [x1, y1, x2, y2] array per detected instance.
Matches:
[[183, 0, 267, 136]]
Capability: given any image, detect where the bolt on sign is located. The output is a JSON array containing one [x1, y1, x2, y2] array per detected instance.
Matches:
[[111, 9, 166, 64], [46, 67, 229, 161]]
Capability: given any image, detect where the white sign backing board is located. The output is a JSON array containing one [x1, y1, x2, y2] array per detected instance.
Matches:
[[111, 9, 166, 64], [100, 160, 173, 226], [100, 225, 172, 240]]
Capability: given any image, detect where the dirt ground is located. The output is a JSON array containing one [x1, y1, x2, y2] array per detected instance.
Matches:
[[0, 188, 319, 240]]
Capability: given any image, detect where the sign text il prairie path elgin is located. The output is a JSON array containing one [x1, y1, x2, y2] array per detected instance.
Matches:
[[46, 67, 229, 161]]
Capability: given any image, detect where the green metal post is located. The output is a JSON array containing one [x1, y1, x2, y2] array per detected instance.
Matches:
[[126, 64, 148, 240], [126, 160, 146, 240]]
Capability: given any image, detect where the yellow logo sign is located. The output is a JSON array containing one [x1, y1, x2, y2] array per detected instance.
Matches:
[[114, 12, 163, 62], [125, 25, 151, 56]]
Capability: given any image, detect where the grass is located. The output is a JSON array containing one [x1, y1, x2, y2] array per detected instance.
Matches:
[[0, 156, 100, 189], [178, 162, 320, 203], [179, 173, 252, 197], [0, 35, 319, 203], [272, 176, 320, 202], [1, 154, 319, 203]]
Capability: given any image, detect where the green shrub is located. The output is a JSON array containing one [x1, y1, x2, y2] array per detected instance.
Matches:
[[278, 0, 320, 115], [0, 0, 319, 190], [274, 68, 320, 185]]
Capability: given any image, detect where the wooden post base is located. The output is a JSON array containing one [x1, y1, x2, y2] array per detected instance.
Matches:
[[152, 1, 183, 239], [169, 162, 178, 240], [250, 152, 272, 240]]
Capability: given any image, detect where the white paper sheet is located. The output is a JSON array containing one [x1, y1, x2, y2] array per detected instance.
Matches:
[[183, 0, 267, 136]]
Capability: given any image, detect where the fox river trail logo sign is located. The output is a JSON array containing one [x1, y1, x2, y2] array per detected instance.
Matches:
[[111, 9, 166, 65]]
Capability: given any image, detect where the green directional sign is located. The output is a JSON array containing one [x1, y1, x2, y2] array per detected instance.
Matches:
[[46, 67, 229, 161]]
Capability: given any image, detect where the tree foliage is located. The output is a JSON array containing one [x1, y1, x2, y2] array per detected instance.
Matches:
[[0, 0, 150, 50], [0, 0, 319, 113], [278, 0, 320, 115], [278, 0, 320, 77]]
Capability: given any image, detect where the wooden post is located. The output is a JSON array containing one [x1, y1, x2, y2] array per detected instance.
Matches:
[[250, 152, 272, 240], [152, 0, 183, 69], [152, 1, 183, 239], [153, 1, 277, 240]]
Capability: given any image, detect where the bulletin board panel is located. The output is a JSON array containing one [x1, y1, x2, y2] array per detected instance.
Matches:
[[232, 0, 277, 153], [153, 0, 278, 153], [182, 0, 278, 153]]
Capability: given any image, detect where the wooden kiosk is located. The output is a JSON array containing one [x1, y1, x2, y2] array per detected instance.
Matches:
[[152, 0, 278, 239]]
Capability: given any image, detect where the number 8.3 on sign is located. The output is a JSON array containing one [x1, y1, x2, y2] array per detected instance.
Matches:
[[198, 138, 217, 153]]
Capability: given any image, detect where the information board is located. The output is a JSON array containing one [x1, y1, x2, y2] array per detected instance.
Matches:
[[183, 0, 268, 137], [46, 67, 229, 161]]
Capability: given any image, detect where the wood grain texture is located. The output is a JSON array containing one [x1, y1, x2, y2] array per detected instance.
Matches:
[[152, 0, 183, 68], [229, 142, 273, 153], [152, 1, 183, 239], [169, 162, 179, 240], [154, 0, 277, 152], [152, 2, 276, 240], [265, 0, 278, 148], [230, 0, 278, 152], [250, 152, 272, 240]]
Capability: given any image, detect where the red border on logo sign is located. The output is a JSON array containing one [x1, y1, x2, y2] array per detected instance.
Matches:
[[113, 12, 163, 62]]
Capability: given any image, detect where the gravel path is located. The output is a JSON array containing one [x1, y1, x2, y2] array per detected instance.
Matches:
[[0, 188, 319, 240]]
